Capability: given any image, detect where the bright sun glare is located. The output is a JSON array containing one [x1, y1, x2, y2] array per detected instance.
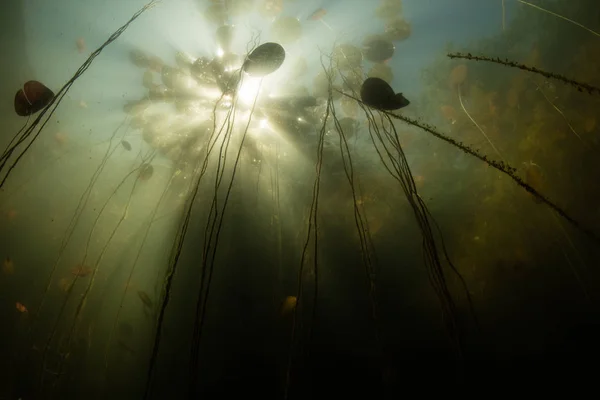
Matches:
[[238, 76, 262, 105]]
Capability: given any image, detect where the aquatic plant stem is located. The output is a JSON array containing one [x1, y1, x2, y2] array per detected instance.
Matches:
[[457, 86, 506, 163], [320, 19, 334, 31], [448, 52, 600, 96], [0, 0, 161, 190], [530, 79, 590, 150], [335, 89, 600, 244], [516, 0, 600, 38]]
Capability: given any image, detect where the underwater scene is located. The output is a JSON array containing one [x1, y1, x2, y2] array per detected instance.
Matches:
[[1, 0, 600, 398]]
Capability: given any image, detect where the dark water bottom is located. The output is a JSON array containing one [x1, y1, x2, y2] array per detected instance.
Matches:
[[190, 347, 597, 399]]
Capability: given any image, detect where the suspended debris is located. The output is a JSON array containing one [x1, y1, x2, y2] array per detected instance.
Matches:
[[16, 302, 28, 313], [280, 296, 297, 316], [307, 7, 333, 30], [271, 16, 302, 44], [76, 37, 86, 53], [121, 140, 132, 151], [243, 42, 286, 77], [363, 36, 395, 63], [308, 8, 327, 21], [360, 77, 410, 110], [14, 81, 54, 117]]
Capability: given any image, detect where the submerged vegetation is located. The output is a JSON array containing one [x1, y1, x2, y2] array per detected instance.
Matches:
[[0, 0, 599, 398]]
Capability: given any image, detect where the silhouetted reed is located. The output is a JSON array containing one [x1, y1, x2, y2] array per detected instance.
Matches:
[[448, 52, 600, 96]]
